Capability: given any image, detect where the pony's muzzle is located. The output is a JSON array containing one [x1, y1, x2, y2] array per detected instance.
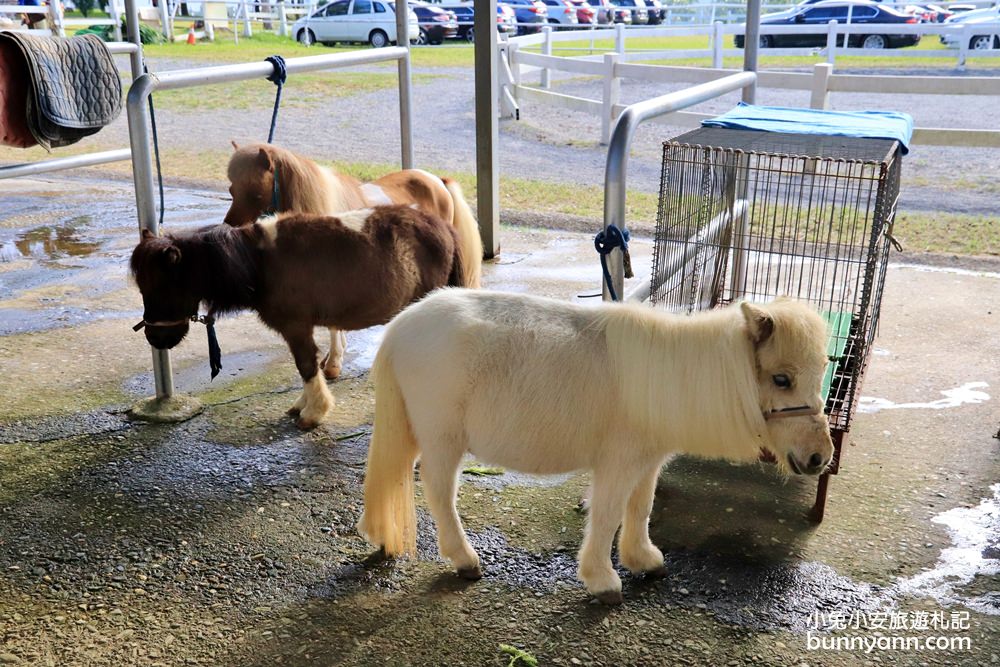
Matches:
[[787, 452, 831, 476], [143, 323, 190, 350]]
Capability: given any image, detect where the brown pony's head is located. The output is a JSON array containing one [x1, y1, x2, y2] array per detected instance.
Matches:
[[224, 142, 280, 227], [130, 230, 200, 350], [743, 299, 835, 476]]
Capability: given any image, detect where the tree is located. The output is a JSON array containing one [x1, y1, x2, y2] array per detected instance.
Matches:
[[77, 0, 95, 17]]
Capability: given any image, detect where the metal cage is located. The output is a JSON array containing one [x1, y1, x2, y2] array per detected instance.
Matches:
[[650, 127, 901, 520]]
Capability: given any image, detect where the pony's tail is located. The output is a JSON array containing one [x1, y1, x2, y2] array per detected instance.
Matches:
[[447, 230, 467, 288], [357, 349, 419, 557], [442, 177, 483, 289]]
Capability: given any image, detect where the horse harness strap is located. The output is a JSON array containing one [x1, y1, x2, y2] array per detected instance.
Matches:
[[764, 405, 822, 420], [132, 313, 213, 332]]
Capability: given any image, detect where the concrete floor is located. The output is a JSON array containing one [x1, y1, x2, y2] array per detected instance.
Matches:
[[0, 174, 998, 666]]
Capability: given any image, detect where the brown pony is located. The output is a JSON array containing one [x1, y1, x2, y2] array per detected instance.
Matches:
[[224, 143, 483, 380], [130, 205, 466, 429]]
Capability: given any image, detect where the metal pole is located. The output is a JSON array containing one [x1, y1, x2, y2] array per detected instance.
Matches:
[[474, 0, 500, 258], [123, 0, 145, 79], [397, 0, 414, 168], [603, 71, 756, 301], [742, 0, 760, 103]]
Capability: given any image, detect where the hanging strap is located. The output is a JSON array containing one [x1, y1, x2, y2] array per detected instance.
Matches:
[[265, 55, 287, 144], [594, 224, 633, 302]]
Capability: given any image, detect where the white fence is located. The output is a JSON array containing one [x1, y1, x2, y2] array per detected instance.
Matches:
[[500, 24, 1000, 148], [0, 0, 122, 39]]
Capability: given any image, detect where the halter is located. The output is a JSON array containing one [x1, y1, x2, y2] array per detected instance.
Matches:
[[764, 405, 822, 420], [132, 313, 223, 380], [266, 163, 281, 215], [132, 313, 209, 332]]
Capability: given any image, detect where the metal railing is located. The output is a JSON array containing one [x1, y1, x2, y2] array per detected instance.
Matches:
[[125, 47, 414, 399], [600, 71, 756, 302]]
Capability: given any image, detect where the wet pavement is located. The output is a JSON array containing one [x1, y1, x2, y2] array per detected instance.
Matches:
[[1, 173, 999, 666]]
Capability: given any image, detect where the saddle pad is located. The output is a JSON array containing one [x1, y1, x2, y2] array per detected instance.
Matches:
[[0, 40, 34, 148], [0, 31, 122, 150]]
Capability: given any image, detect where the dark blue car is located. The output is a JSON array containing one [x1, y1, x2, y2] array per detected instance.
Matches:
[[503, 0, 548, 34], [735, 0, 920, 49]]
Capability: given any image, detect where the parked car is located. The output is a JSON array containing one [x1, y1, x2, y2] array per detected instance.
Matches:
[[940, 4, 1000, 48], [504, 0, 549, 33], [292, 0, 419, 47], [643, 0, 665, 24], [567, 0, 597, 23], [734, 1, 920, 49], [540, 0, 580, 26], [924, 3, 954, 21], [410, 0, 458, 43], [584, 0, 630, 23], [608, 0, 648, 24], [440, 3, 518, 41]]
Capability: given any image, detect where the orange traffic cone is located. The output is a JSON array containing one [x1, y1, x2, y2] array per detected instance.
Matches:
[[186, 26, 196, 45]]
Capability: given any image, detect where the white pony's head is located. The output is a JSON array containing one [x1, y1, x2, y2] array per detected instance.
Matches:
[[742, 299, 834, 476]]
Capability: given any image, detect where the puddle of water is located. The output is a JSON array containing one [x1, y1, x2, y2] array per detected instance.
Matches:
[[890, 263, 1000, 280], [858, 381, 990, 414], [13, 217, 101, 261], [895, 483, 1000, 615]]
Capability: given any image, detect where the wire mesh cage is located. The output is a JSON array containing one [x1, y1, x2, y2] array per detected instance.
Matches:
[[651, 127, 900, 438]]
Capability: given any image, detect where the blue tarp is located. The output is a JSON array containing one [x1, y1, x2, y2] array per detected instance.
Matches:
[[702, 103, 913, 154]]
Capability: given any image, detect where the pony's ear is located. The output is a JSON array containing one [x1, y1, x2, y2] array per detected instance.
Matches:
[[140, 228, 155, 241], [231, 140, 239, 151], [741, 302, 774, 346], [164, 245, 182, 265], [256, 147, 273, 171]]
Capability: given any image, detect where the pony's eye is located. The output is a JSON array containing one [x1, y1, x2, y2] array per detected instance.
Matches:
[[772, 374, 791, 388]]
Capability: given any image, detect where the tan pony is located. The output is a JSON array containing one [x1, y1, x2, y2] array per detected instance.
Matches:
[[224, 142, 483, 379]]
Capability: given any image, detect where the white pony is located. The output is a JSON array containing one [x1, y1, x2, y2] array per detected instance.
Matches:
[[357, 290, 834, 604]]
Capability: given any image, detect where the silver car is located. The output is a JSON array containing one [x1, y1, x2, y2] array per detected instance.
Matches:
[[292, 0, 420, 47]]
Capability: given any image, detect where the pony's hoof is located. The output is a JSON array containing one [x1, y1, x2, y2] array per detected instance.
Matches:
[[643, 566, 669, 579], [287, 405, 302, 417], [593, 589, 624, 606], [296, 416, 320, 430], [456, 565, 483, 581], [323, 366, 342, 381]]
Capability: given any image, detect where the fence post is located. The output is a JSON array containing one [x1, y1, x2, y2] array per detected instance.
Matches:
[[601, 52, 620, 146], [205, 19, 215, 41], [158, 0, 172, 41], [826, 20, 837, 65], [48, 0, 66, 37], [541, 25, 552, 89], [243, 0, 253, 38], [712, 20, 724, 69], [615, 21, 626, 54], [509, 40, 521, 91], [278, 0, 288, 36], [110, 0, 123, 41], [958, 23, 971, 70], [810, 62, 832, 109]]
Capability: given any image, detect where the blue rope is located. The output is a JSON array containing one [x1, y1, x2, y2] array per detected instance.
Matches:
[[143, 65, 165, 231], [594, 224, 630, 302], [265, 55, 287, 144]]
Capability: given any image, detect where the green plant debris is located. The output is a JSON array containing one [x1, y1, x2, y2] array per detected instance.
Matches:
[[499, 644, 539, 667], [463, 464, 506, 476]]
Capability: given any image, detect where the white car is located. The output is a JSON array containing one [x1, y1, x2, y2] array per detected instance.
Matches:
[[540, 0, 580, 26], [292, 0, 420, 47], [939, 4, 999, 49]]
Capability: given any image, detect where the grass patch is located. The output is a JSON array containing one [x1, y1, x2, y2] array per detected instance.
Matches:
[[150, 71, 438, 111], [463, 464, 506, 476], [536, 33, 994, 70], [894, 211, 1000, 256], [142, 30, 473, 68]]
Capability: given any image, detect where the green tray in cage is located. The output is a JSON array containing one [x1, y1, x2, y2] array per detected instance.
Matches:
[[822, 311, 852, 402]]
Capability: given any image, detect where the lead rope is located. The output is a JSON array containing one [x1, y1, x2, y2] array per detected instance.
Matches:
[[265, 55, 287, 143], [143, 64, 165, 231], [594, 224, 633, 302]]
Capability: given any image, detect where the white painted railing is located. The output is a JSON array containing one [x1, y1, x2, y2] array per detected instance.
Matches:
[[500, 25, 1000, 148]]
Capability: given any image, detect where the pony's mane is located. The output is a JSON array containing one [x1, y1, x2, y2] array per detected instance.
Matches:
[[264, 145, 361, 216], [132, 225, 261, 315], [602, 304, 771, 461]]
